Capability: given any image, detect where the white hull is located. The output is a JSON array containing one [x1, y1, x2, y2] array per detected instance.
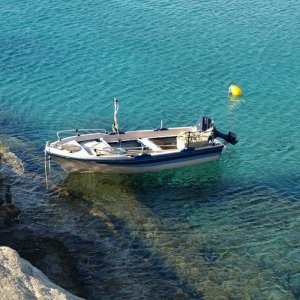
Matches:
[[53, 153, 221, 174]]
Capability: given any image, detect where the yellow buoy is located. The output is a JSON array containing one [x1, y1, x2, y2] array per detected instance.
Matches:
[[228, 84, 242, 97]]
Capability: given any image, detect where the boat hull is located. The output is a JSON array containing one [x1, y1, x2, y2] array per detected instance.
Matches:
[[49, 146, 223, 174]]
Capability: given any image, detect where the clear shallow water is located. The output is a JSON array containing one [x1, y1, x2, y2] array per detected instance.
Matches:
[[1, 0, 300, 299]]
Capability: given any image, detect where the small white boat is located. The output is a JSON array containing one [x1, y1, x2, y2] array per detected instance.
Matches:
[[45, 98, 237, 174]]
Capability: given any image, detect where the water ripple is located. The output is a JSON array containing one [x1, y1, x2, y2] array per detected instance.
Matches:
[[1, 0, 300, 298]]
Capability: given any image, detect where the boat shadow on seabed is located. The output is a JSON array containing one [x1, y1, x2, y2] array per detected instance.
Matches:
[[55, 166, 226, 299], [54, 159, 300, 299]]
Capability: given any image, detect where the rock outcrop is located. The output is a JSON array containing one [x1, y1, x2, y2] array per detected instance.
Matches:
[[0, 246, 84, 300]]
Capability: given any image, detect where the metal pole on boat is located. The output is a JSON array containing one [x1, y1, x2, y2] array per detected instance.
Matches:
[[112, 97, 119, 134]]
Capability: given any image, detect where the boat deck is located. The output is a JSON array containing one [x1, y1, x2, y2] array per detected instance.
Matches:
[[79, 136, 179, 157]]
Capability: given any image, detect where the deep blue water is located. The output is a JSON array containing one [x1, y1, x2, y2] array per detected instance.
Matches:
[[1, 0, 300, 298]]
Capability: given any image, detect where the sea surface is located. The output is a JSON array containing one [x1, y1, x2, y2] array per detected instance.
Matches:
[[1, 0, 300, 299]]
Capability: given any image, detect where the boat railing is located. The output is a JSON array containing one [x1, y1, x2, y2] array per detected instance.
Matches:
[[57, 128, 108, 140]]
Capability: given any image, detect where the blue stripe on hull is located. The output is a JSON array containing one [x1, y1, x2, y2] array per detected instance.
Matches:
[[106, 152, 221, 169]]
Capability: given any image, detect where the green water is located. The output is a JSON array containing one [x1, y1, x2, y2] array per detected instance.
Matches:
[[0, 0, 300, 298]]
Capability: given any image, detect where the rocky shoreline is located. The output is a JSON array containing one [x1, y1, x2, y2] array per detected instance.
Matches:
[[0, 142, 86, 299], [0, 226, 86, 299], [0, 245, 84, 300]]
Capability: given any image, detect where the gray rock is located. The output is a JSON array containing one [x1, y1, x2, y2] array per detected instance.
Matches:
[[0, 246, 84, 300]]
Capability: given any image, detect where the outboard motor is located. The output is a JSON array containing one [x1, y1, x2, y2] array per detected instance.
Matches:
[[214, 129, 238, 145], [195, 117, 238, 145]]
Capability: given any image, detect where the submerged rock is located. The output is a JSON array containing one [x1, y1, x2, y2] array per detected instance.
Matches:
[[0, 208, 6, 228], [0, 246, 84, 300], [289, 272, 300, 299], [0, 142, 24, 174], [0, 205, 21, 229]]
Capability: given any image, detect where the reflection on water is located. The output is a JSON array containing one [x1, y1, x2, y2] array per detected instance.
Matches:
[[53, 170, 299, 299], [228, 97, 244, 111]]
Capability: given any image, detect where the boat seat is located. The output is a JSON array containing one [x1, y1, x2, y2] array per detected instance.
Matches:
[[62, 140, 89, 155], [83, 139, 112, 154], [83, 140, 110, 149], [138, 138, 162, 151]]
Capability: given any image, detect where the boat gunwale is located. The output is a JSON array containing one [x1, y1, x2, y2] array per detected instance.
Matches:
[[52, 126, 195, 145]]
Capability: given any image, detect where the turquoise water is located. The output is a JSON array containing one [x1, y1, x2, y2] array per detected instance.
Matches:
[[1, 0, 300, 298]]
